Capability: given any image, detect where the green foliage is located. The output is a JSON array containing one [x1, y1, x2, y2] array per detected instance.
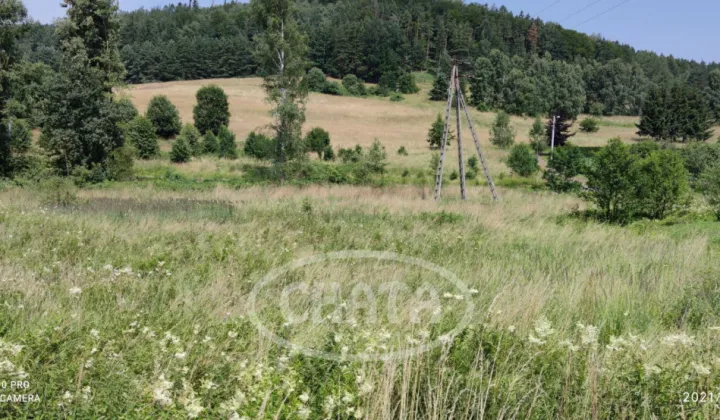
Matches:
[[546, 113, 576, 147], [529, 117, 546, 154], [397, 73, 420, 94], [429, 51, 452, 101], [244, 131, 274, 160], [543, 143, 585, 192], [468, 156, 479, 171], [114, 98, 139, 124], [679, 142, 720, 181], [699, 165, 720, 219], [322, 145, 335, 161], [490, 111, 515, 149], [107, 145, 135, 181], [341, 74, 367, 96], [177, 124, 203, 156], [306, 67, 327, 92], [9, 119, 32, 153], [193, 85, 230, 135], [579, 117, 600, 133], [304, 127, 330, 158], [629, 140, 660, 158], [124, 116, 158, 160], [146, 95, 181, 138], [202, 132, 218, 155], [217, 126, 238, 159], [321, 81, 343, 96], [586, 139, 637, 222], [397, 146, 408, 156], [429, 152, 440, 173], [365, 139, 388, 174], [339, 145, 364, 163], [589, 102, 605, 117], [427, 114, 453, 149], [506, 144, 539, 177], [637, 85, 714, 142], [378, 72, 398, 94], [634, 149, 689, 219], [170, 136, 192, 163], [37, 176, 77, 206], [389, 93, 404, 102]]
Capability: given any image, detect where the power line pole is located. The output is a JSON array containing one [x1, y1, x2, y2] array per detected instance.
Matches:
[[550, 115, 557, 159], [454, 66, 467, 201]]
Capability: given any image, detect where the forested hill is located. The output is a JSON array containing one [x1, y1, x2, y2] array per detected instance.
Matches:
[[19, 0, 719, 116]]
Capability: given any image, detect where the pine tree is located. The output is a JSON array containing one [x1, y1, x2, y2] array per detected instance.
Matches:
[[636, 86, 670, 141], [170, 136, 192, 163], [529, 117, 546, 154], [429, 51, 452, 101], [124, 116, 158, 159], [202, 132, 218, 155], [193, 85, 230, 135], [427, 114, 453, 149], [217, 126, 238, 159], [146, 95, 181, 138], [490, 111, 515, 149], [546, 113, 576, 147], [305, 127, 330, 158], [178, 124, 203, 156]]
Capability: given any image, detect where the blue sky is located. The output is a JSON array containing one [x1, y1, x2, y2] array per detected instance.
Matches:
[[24, 0, 720, 63]]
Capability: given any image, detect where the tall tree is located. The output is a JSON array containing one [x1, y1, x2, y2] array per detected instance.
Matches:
[[429, 50, 452, 101], [38, 0, 126, 176], [252, 0, 308, 164], [0, 0, 28, 177]]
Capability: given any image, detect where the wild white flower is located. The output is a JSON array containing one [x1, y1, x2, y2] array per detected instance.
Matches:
[[323, 396, 336, 414], [606, 336, 628, 352], [180, 381, 204, 418], [89, 329, 100, 339], [220, 390, 247, 413], [577, 323, 599, 347], [152, 374, 174, 406], [62, 390, 74, 403], [359, 381, 374, 395], [692, 362, 711, 376], [528, 334, 545, 345], [559, 340, 579, 352], [469, 289, 479, 295], [202, 336, 212, 344], [342, 391, 354, 404], [69, 287, 82, 296], [662, 333, 695, 347], [297, 406, 311, 419], [442, 292, 454, 299], [708, 326, 720, 331], [507, 325, 516, 333], [202, 379, 217, 390], [81, 386, 92, 402], [228, 331, 238, 339], [438, 334, 453, 345], [453, 294, 464, 301], [334, 334, 343, 343], [299, 392, 310, 403], [433, 306, 442, 316], [644, 364, 662, 375], [84, 358, 94, 369], [90, 347, 98, 355], [130, 321, 138, 328], [534, 316, 555, 338], [354, 407, 364, 418], [0, 359, 16, 373], [103, 264, 113, 271], [174, 352, 187, 360]]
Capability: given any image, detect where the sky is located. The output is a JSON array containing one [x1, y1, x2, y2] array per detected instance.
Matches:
[[22, 0, 720, 64]]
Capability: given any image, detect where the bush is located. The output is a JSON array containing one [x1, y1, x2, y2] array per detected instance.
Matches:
[[322, 145, 335, 161], [680, 142, 720, 181], [193, 85, 230, 135], [202, 132, 218, 155], [305, 127, 331, 158], [38, 177, 77, 206], [579, 117, 600, 133], [9, 119, 32, 153], [378, 72, 398, 93], [397, 73, 420, 94], [244, 131, 274, 160], [365, 139, 388, 174], [114, 98, 139, 124], [170, 136, 192, 163], [217, 126, 238, 159], [107, 145, 134, 181], [468, 156, 479, 171], [449, 170, 458, 180], [339, 145, 364, 163], [507, 144, 539, 177], [178, 124, 203, 156], [397, 146, 408, 156], [589, 102, 605, 117], [490, 111, 515, 149], [634, 149, 689, 219], [430, 153, 440, 173], [124, 116, 158, 159], [306, 67, 327, 92], [700, 165, 720, 219], [390, 93, 404, 102], [427, 114, 453, 149], [629, 140, 660, 158], [529, 117, 546, 155], [543, 143, 585, 192], [322, 81, 343, 96], [342, 74, 367, 96], [146, 95, 181, 138]]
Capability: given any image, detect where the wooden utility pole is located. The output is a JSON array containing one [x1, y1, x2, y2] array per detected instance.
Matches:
[[550, 115, 557, 159], [434, 64, 498, 202]]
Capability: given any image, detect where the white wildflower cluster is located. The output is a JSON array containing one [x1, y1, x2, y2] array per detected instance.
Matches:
[[577, 323, 599, 348], [528, 316, 555, 345], [606, 336, 630, 352], [0, 340, 27, 379], [662, 333, 695, 348], [179, 380, 204, 418], [102, 264, 135, 280], [691, 362, 711, 376]]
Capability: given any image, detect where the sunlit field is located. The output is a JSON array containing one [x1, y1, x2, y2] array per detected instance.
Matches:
[[2, 76, 720, 418]]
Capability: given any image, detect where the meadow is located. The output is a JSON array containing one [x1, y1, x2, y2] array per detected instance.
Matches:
[[1, 76, 720, 418]]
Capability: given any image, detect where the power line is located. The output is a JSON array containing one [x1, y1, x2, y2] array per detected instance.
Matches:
[[574, 0, 634, 28], [560, 0, 607, 23], [535, 0, 563, 16]]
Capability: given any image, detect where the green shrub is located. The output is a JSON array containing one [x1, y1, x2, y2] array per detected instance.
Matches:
[[244, 131, 274, 160], [390, 93, 404, 102], [468, 156, 479, 171], [193, 85, 230, 135], [449, 170, 458, 180], [589, 102, 605, 117], [507, 144, 539, 177], [322, 81, 343, 96], [579, 117, 600, 133], [124, 116, 158, 159], [342, 74, 367, 96], [543, 143, 585, 192], [178, 124, 203, 156], [9, 118, 31, 153], [365, 139, 387, 174], [339, 145, 364, 163], [429, 153, 440, 173], [397, 146, 408, 156], [114, 97, 139, 124], [378, 72, 398, 94], [700, 165, 720, 219], [586, 139, 637, 222], [680, 142, 720, 181], [634, 149, 689, 219], [322, 145, 335, 161], [202, 132, 218, 155], [629, 140, 660, 158], [170, 136, 192, 163], [305, 127, 331, 158], [38, 176, 77, 206], [490, 111, 515, 149], [217, 126, 238, 159], [397, 73, 420, 94], [107, 145, 135, 181], [146, 95, 181, 138], [306, 67, 327, 92], [529, 117, 546, 154], [427, 114, 453, 149]]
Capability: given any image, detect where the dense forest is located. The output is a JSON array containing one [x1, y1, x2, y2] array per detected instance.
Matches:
[[15, 0, 720, 118]]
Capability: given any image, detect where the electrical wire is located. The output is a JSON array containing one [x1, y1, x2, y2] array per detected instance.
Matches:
[[535, 0, 563, 15], [560, 0, 607, 23], [573, 0, 634, 28]]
